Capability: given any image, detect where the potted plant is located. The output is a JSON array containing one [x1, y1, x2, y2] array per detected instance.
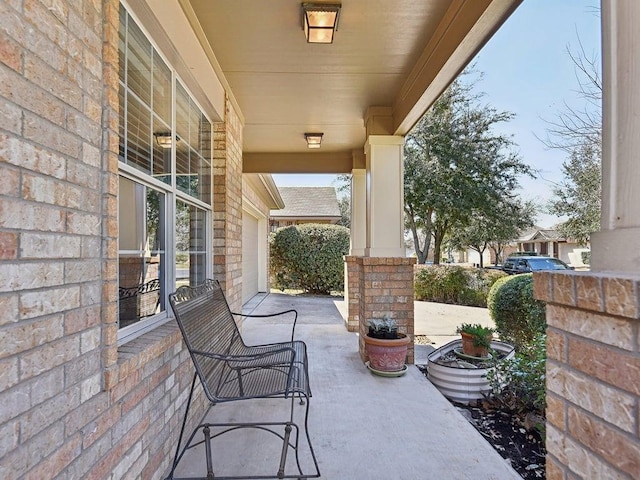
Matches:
[[364, 317, 410, 375], [456, 323, 495, 358]]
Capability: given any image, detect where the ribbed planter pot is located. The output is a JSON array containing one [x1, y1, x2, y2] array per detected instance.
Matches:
[[364, 333, 410, 374], [427, 339, 515, 404]]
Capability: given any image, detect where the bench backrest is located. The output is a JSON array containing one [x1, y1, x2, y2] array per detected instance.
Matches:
[[169, 279, 245, 400]]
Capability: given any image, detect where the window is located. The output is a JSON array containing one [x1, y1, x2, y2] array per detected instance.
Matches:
[[118, 4, 212, 343]]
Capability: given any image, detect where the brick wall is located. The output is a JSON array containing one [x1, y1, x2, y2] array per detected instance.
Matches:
[[344, 256, 361, 332], [354, 257, 417, 364], [534, 271, 640, 479], [0, 1, 210, 478], [213, 97, 244, 313]]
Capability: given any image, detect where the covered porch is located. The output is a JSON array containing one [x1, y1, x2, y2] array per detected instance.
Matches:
[[2, 0, 640, 479], [172, 292, 522, 479]]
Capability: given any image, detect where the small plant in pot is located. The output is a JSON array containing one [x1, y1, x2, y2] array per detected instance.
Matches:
[[367, 317, 398, 339], [364, 317, 410, 375], [456, 323, 495, 358]]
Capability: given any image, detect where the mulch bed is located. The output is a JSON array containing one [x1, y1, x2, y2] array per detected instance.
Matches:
[[417, 366, 546, 479]]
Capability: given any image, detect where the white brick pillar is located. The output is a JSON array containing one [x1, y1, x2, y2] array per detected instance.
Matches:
[[591, 0, 640, 273], [364, 135, 405, 257]]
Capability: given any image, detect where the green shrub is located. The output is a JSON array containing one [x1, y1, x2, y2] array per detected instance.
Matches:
[[487, 333, 546, 415], [269, 223, 349, 295], [414, 265, 506, 307], [487, 274, 546, 351]]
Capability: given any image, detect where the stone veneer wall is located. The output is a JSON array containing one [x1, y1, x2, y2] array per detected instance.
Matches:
[[352, 257, 416, 364], [534, 271, 640, 479], [213, 97, 244, 313]]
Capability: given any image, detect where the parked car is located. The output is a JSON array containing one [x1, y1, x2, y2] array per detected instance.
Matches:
[[502, 255, 574, 275]]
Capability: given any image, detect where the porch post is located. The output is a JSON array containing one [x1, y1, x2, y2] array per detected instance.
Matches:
[[539, 2, 640, 478], [344, 167, 367, 332], [350, 168, 367, 256], [354, 109, 415, 364], [590, 0, 640, 273], [364, 135, 405, 258]]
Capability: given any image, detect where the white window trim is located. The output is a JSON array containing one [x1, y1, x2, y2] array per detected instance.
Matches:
[[117, 2, 213, 345]]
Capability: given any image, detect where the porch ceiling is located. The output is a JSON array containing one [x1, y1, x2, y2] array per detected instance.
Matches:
[[184, 0, 522, 172]]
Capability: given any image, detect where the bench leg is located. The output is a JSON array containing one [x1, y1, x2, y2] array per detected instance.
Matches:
[[166, 373, 199, 480]]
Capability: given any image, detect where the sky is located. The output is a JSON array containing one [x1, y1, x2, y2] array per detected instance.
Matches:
[[273, 0, 601, 228]]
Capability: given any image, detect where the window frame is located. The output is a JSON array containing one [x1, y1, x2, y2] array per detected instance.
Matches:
[[117, 3, 213, 345]]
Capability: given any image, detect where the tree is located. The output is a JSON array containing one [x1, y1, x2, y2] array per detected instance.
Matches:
[[333, 174, 351, 228], [451, 199, 536, 267], [404, 72, 533, 264], [543, 38, 602, 244], [548, 141, 600, 245]]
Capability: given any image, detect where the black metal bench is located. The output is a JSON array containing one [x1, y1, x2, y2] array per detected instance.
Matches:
[[166, 279, 320, 479]]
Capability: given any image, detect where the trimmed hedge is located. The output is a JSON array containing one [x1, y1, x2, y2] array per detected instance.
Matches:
[[269, 223, 349, 295], [414, 265, 506, 307], [487, 273, 546, 351]]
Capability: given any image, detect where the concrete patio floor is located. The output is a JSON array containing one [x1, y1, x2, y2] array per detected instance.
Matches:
[[174, 292, 521, 479]]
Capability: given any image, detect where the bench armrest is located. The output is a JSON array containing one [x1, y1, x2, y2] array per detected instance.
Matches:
[[191, 346, 296, 364], [232, 309, 298, 342]]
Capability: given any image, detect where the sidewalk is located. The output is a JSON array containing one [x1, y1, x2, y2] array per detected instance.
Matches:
[[414, 300, 494, 363], [177, 292, 521, 479]]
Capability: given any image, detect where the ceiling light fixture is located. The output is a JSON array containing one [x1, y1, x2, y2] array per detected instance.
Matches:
[[154, 132, 179, 149], [301, 3, 341, 44], [304, 132, 324, 149]]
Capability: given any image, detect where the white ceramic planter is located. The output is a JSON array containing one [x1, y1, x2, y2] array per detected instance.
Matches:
[[426, 339, 515, 404]]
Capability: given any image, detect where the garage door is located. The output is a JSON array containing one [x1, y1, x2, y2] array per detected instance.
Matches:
[[242, 211, 259, 304]]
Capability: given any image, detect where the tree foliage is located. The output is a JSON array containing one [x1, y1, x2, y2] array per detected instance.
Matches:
[[543, 39, 602, 244], [548, 141, 601, 245], [269, 223, 349, 294], [451, 199, 536, 267], [404, 72, 533, 264], [333, 174, 351, 228]]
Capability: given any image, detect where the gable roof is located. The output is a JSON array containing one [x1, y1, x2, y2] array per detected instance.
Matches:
[[271, 187, 341, 220], [518, 227, 565, 242]]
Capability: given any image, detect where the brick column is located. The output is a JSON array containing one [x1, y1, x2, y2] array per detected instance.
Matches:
[[344, 256, 361, 331], [213, 96, 244, 312], [534, 271, 640, 479], [357, 257, 416, 364]]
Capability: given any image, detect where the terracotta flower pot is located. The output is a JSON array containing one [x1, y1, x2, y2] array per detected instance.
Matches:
[[460, 332, 492, 358], [364, 333, 410, 372]]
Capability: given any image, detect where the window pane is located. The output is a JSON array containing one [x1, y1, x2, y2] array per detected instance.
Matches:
[[175, 82, 189, 146], [152, 52, 171, 125], [119, 4, 126, 85], [127, 19, 152, 106], [125, 94, 152, 174], [118, 177, 166, 328], [176, 200, 207, 288], [152, 115, 171, 184]]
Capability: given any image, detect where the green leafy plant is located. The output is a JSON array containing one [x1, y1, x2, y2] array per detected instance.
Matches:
[[486, 333, 546, 415], [487, 273, 546, 351], [456, 323, 494, 348], [414, 265, 506, 307], [367, 317, 399, 339], [269, 223, 349, 295]]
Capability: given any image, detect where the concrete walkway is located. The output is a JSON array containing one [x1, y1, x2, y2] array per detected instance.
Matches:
[[176, 293, 521, 479], [414, 300, 495, 363]]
